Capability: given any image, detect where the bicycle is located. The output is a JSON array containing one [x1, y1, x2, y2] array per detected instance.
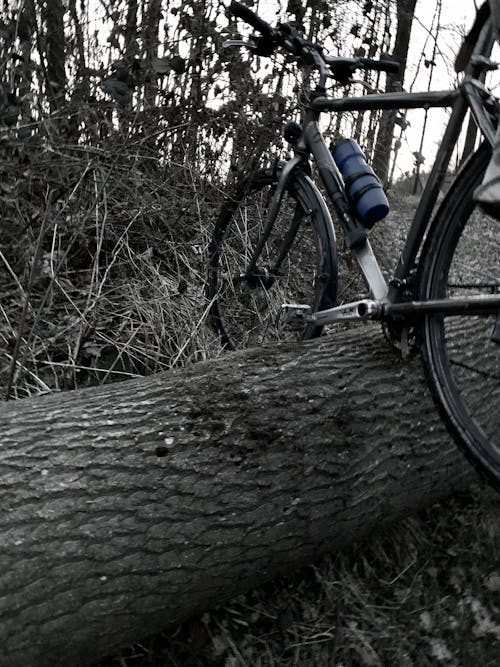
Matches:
[[207, 2, 500, 488]]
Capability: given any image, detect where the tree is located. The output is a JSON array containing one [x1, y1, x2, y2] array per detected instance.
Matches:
[[0, 327, 475, 666], [372, 0, 418, 185], [43, 0, 66, 112], [0, 0, 407, 167]]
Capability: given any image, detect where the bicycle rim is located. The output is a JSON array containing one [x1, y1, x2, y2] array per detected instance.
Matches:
[[208, 170, 337, 349], [420, 143, 500, 486]]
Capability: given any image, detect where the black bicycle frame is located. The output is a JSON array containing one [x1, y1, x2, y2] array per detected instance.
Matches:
[[273, 16, 500, 322], [306, 84, 474, 301]]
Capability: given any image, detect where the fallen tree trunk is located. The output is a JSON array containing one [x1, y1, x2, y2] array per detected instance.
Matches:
[[0, 326, 475, 666]]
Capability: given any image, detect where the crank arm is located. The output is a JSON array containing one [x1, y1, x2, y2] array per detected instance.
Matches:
[[313, 299, 383, 324], [283, 299, 384, 326], [284, 295, 500, 328]]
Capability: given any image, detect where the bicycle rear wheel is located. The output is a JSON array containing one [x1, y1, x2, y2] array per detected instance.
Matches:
[[419, 142, 500, 486], [208, 167, 337, 349]]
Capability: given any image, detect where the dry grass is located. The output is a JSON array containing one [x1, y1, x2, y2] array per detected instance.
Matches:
[[0, 136, 418, 399], [0, 136, 225, 399]]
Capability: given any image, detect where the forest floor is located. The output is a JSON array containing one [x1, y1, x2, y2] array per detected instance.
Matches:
[[97, 482, 500, 667]]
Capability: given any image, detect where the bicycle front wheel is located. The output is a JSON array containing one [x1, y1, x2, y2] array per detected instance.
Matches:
[[208, 167, 337, 349], [419, 142, 500, 486]]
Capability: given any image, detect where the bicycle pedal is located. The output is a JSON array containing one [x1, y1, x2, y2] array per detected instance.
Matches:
[[281, 304, 313, 325]]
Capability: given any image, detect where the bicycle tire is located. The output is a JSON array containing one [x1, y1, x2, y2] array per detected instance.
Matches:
[[419, 141, 500, 487], [207, 166, 338, 349]]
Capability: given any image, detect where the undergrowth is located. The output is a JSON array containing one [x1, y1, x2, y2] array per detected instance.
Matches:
[[0, 134, 224, 400]]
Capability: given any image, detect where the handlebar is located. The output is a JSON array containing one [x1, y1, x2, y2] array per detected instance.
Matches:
[[227, 0, 400, 83], [326, 55, 400, 84], [358, 58, 400, 75]]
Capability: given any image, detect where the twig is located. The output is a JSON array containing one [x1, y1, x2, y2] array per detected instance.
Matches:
[[4, 195, 51, 400]]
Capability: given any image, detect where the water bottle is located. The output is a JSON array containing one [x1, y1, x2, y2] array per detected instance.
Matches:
[[332, 138, 389, 229]]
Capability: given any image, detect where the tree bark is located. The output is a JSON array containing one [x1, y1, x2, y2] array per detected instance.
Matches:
[[0, 326, 475, 667], [143, 0, 162, 107], [43, 0, 66, 112]]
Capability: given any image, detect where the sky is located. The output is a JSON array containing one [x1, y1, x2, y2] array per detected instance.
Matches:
[[396, 0, 484, 176]]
